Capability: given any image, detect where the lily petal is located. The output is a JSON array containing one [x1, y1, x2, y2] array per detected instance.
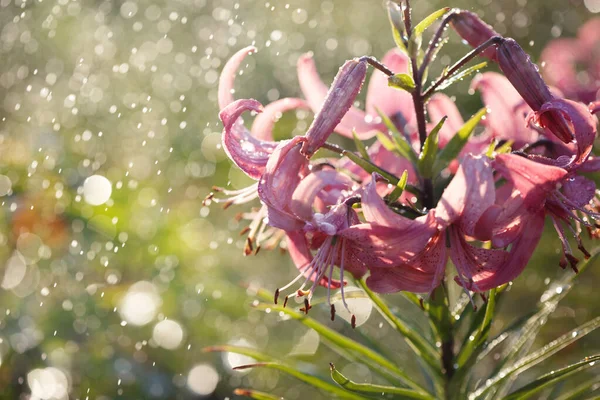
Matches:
[[250, 97, 309, 141], [493, 153, 567, 212], [436, 154, 495, 236], [291, 170, 354, 222], [257, 137, 308, 231], [366, 232, 446, 294], [471, 72, 537, 143], [219, 99, 279, 180], [537, 98, 597, 166], [427, 94, 465, 147], [218, 46, 257, 109], [366, 48, 415, 127], [453, 211, 545, 291]]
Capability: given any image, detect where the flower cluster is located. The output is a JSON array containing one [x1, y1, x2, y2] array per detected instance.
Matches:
[[208, 8, 599, 321]]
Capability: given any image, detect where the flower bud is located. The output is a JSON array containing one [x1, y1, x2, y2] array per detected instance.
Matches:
[[450, 10, 500, 60], [497, 39, 553, 110], [301, 58, 368, 157]]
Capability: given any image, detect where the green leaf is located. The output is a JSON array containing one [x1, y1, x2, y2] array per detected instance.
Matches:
[[252, 302, 430, 395], [353, 130, 371, 160], [376, 108, 418, 165], [503, 355, 600, 400], [471, 316, 600, 399], [418, 117, 446, 178], [555, 377, 600, 400], [436, 61, 488, 92], [387, 1, 407, 53], [409, 8, 450, 56], [433, 108, 487, 175], [413, 8, 450, 38], [356, 278, 440, 375], [234, 388, 284, 400], [455, 289, 496, 368], [386, 170, 409, 203], [481, 249, 600, 398], [388, 73, 416, 92], [342, 149, 402, 185], [330, 364, 435, 400]]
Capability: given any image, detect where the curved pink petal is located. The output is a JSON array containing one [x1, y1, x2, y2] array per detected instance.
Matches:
[[455, 210, 545, 291], [562, 175, 596, 208], [366, 231, 446, 294], [257, 137, 308, 231], [218, 46, 257, 109], [435, 154, 495, 236], [301, 58, 369, 157], [471, 72, 537, 143], [493, 153, 567, 212], [297, 53, 381, 139], [338, 211, 438, 269], [540, 39, 582, 101], [219, 99, 279, 180], [537, 98, 597, 167], [366, 48, 415, 126], [250, 97, 309, 141], [427, 94, 465, 147], [290, 170, 354, 222], [579, 156, 600, 173]]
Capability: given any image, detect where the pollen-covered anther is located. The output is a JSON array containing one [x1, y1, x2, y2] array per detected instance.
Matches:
[[283, 296, 289, 308], [330, 304, 336, 321], [239, 226, 251, 236], [274, 289, 280, 305], [297, 289, 310, 298], [300, 298, 312, 314], [244, 237, 253, 256], [202, 193, 214, 206], [351, 315, 357, 329], [565, 254, 580, 273]]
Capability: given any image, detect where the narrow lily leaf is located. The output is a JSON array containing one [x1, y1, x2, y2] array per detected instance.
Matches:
[[555, 377, 600, 400], [456, 289, 496, 368], [436, 61, 488, 91], [352, 130, 371, 160], [433, 108, 487, 175], [481, 249, 600, 398], [234, 362, 364, 400], [413, 8, 451, 38], [376, 108, 418, 164], [330, 364, 435, 400], [409, 8, 450, 56], [388, 73, 416, 92], [418, 117, 446, 178], [471, 316, 600, 399], [250, 288, 411, 386], [387, 170, 409, 203], [342, 150, 402, 185], [421, 37, 449, 84], [252, 302, 429, 394], [356, 278, 440, 374], [503, 355, 600, 400], [234, 388, 284, 400], [387, 1, 407, 52]]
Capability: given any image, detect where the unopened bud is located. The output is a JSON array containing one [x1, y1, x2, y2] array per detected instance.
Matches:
[[451, 11, 500, 60], [301, 58, 368, 157], [497, 39, 553, 111]]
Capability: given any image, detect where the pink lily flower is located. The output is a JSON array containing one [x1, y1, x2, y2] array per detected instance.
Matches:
[[540, 18, 600, 104], [341, 155, 544, 295], [493, 153, 599, 271]]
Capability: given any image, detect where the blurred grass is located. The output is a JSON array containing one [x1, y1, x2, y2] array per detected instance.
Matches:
[[0, 0, 598, 399]]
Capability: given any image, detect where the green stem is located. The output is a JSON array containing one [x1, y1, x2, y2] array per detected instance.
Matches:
[[428, 282, 455, 399]]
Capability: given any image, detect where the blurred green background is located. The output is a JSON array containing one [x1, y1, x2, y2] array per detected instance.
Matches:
[[0, 0, 598, 398]]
